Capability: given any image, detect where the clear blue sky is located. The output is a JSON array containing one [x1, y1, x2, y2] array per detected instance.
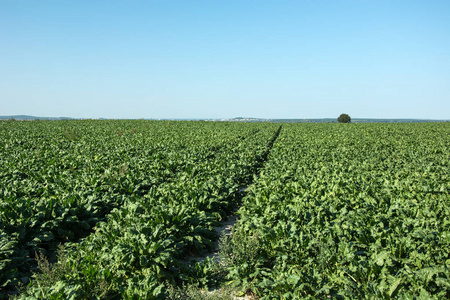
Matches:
[[1, 0, 449, 119]]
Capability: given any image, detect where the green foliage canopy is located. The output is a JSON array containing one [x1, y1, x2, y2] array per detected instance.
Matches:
[[338, 113, 351, 123]]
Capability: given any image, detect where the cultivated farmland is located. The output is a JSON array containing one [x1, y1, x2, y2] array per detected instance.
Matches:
[[0, 120, 449, 299], [229, 123, 450, 299]]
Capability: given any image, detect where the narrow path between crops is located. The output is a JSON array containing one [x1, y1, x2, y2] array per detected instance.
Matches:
[[185, 126, 282, 299], [187, 126, 282, 264], [186, 189, 252, 300], [186, 189, 244, 265]]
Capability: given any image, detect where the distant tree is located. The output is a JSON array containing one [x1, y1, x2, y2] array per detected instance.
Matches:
[[338, 113, 351, 123]]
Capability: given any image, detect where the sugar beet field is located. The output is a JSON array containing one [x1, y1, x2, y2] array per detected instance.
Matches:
[[1, 120, 449, 299]]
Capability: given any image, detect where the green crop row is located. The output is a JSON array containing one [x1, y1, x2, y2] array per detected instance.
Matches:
[[225, 123, 450, 299], [0, 120, 280, 298]]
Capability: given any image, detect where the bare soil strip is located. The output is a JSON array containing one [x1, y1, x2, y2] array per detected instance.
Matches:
[[187, 213, 238, 264]]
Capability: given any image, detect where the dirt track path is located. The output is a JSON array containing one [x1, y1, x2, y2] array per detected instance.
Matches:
[[186, 211, 257, 299], [187, 213, 238, 264]]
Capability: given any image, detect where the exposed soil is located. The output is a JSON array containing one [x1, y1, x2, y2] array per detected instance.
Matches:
[[187, 213, 238, 264]]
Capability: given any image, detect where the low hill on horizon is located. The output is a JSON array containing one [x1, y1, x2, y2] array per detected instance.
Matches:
[[0, 115, 74, 121]]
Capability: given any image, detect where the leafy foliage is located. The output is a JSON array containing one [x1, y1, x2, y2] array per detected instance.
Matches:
[[228, 123, 450, 299], [338, 113, 351, 123], [1, 120, 449, 299], [0, 120, 279, 298]]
